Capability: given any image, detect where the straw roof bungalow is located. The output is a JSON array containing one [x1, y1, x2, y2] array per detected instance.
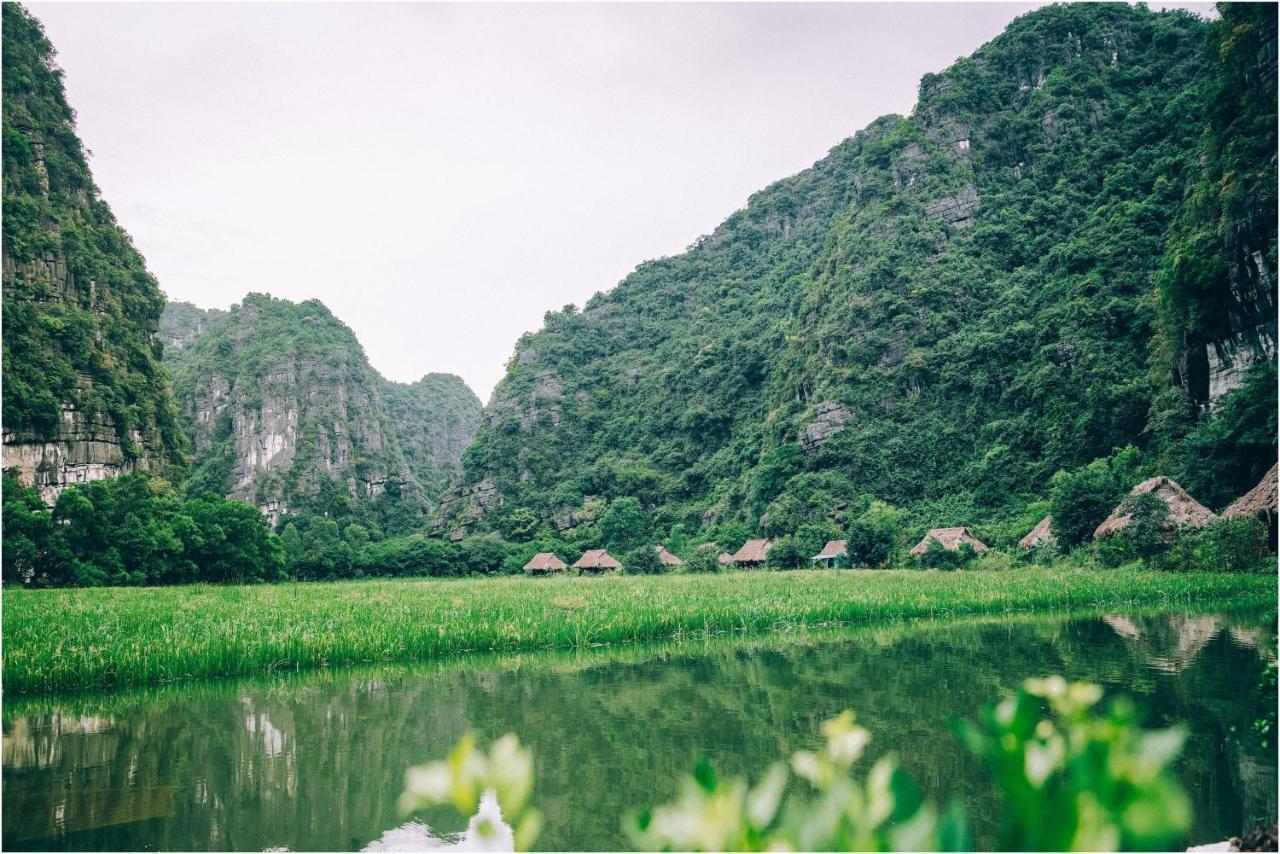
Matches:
[[729, 539, 772, 567], [523, 552, 568, 574], [1224, 463, 1278, 550], [655, 546, 684, 568], [909, 527, 990, 557], [572, 549, 622, 573], [1093, 476, 1215, 540], [811, 540, 848, 568], [1018, 516, 1056, 549]]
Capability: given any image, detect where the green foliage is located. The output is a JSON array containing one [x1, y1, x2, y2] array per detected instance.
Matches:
[[1097, 493, 1171, 568], [459, 533, 514, 576], [449, 4, 1268, 553], [623, 546, 665, 576], [846, 500, 902, 567], [630, 710, 952, 852], [165, 294, 426, 533], [1049, 447, 1149, 548], [955, 676, 1191, 851], [404, 678, 1193, 852], [1, 474, 68, 583], [3, 474, 282, 586], [1160, 515, 1269, 573], [917, 539, 976, 571], [765, 536, 806, 570], [2, 4, 184, 468], [1153, 3, 1277, 414], [378, 372, 483, 501], [687, 542, 724, 574], [1161, 363, 1278, 510], [600, 497, 650, 553]]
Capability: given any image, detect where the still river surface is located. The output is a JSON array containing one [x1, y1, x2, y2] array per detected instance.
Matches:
[[4, 609, 1276, 851]]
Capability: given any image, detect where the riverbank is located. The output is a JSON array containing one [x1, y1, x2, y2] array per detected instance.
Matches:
[[4, 568, 1273, 693]]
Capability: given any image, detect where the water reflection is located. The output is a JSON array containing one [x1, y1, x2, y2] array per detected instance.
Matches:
[[3, 609, 1276, 851], [364, 792, 514, 852]]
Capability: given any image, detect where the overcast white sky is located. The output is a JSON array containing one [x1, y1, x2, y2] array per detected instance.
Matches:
[[28, 2, 1213, 402]]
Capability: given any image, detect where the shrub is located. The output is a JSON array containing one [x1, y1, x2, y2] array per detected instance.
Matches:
[[459, 533, 513, 575], [766, 536, 806, 570], [917, 539, 976, 570], [1048, 448, 1147, 549], [1097, 493, 1170, 568], [623, 546, 665, 575], [1160, 516, 1269, 572], [846, 500, 901, 567], [687, 542, 723, 574]]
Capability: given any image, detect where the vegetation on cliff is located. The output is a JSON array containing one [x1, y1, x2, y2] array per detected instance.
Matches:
[[2, 3, 183, 465], [450, 4, 1276, 557]]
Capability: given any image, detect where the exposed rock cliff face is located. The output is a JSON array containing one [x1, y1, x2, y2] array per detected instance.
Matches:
[[158, 300, 225, 352], [162, 296, 480, 528], [167, 295, 418, 526], [1164, 5, 1277, 410], [2, 5, 183, 502]]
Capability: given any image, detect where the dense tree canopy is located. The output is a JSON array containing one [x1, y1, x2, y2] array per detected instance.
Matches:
[[450, 3, 1276, 553]]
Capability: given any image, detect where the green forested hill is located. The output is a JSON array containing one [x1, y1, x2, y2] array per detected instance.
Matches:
[[449, 3, 1277, 549], [2, 3, 184, 495], [162, 294, 481, 533], [380, 373, 483, 500]]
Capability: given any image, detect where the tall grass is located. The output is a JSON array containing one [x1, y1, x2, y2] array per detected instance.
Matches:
[[4, 568, 1272, 694]]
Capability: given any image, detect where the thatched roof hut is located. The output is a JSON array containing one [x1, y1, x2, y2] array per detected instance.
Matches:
[[1224, 463, 1278, 550], [1093, 476, 1215, 540], [717, 552, 733, 566], [1018, 516, 1056, 549], [811, 540, 848, 568], [729, 539, 772, 566], [1224, 464, 1278, 521], [909, 527, 990, 557], [572, 549, 622, 573], [655, 546, 684, 567], [523, 552, 568, 574]]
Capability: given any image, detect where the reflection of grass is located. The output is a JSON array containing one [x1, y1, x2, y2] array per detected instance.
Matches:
[[4, 569, 1273, 694]]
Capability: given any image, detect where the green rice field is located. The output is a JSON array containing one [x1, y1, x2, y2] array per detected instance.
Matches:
[[4, 567, 1273, 694]]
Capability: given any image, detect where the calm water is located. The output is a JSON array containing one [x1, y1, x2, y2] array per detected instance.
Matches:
[[4, 610, 1276, 851]]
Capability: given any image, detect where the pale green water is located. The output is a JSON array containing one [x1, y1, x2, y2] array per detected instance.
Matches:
[[4, 610, 1276, 851]]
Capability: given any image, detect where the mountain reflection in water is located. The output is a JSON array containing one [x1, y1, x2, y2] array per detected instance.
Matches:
[[3, 609, 1275, 852]]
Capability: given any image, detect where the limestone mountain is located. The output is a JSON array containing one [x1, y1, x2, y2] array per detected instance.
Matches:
[[445, 3, 1276, 543], [379, 373, 482, 500], [1, 4, 185, 503], [158, 300, 226, 352], [162, 294, 480, 530]]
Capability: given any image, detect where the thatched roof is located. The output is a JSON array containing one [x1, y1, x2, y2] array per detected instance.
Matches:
[[729, 539, 772, 564], [1224, 464, 1278, 521], [717, 552, 733, 566], [1093, 476, 1215, 539], [811, 540, 848, 561], [909, 527, 990, 557], [655, 546, 684, 567], [1018, 516, 1056, 549], [572, 549, 622, 571], [523, 552, 567, 572]]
